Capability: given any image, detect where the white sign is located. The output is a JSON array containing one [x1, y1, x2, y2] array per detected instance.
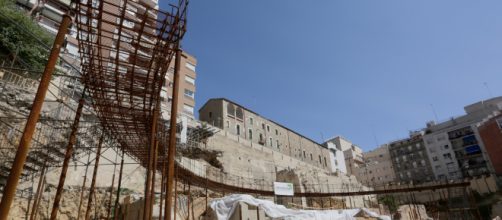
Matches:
[[273, 182, 294, 196]]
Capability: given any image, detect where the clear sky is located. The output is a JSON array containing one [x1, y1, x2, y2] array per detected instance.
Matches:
[[161, 0, 502, 151]]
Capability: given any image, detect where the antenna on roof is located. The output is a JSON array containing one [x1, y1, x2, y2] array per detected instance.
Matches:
[[371, 125, 379, 147], [430, 104, 439, 122], [483, 82, 493, 98]]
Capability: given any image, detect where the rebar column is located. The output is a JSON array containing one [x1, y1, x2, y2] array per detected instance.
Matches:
[[165, 48, 182, 220], [77, 153, 91, 220], [0, 15, 72, 220], [144, 98, 160, 220], [172, 171, 177, 220], [106, 156, 118, 219], [158, 156, 167, 220], [84, 135, 104, 220], [113, 150, 125, 220], [149, 140, 159, 218], [29, 164, 46, 220], [50, 90, 86, 220], [187, 183, 191, 220]]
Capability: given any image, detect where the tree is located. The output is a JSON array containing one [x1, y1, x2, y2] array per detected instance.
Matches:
[[0, 0, 54, 75], [379, 195, 398, 219]]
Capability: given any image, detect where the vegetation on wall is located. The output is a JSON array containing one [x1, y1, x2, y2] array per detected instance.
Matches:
[[0, 0, 54, 74], [379, 195, 398, 215]]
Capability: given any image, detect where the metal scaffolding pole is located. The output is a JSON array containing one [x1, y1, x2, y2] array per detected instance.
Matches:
[[149, 140, 159, 218], [84, 135, 104, 220], [0, 15, 72, 220], [106, 154, 118, 219], [77, 153, 91, 220], [113, 149, 125, 220], [165, 48, 182, 220], [143, 98, 160, 220], [50, 90, 87, 220], [158, 156, 167, 220], [29, 164, 46, 220]]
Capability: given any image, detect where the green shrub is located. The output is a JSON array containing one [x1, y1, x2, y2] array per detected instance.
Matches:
[[0, 0, 54, 74]]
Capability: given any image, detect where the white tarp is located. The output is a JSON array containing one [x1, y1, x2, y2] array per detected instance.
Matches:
[[210, 194, 391, 220]]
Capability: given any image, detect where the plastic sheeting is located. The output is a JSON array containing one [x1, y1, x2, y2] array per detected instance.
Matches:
[[210, 194, 391, 220]]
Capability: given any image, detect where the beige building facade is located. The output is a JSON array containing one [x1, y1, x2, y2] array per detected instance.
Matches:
[[199, 98, 333, 171], [355, 144, 396, 186], [160, 52, 197, 119]]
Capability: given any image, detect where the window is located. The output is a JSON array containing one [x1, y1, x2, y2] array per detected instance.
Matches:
[[184, 89, 194, 99], [303, 151, 306, 158], [209, 112, 212, 118], [275, 129, 278, 135], [248, 129, 253, 139], [319, 155, 322, 164], [122, 19, 135, 28], [324, 157, 327, 166], [185, 76, 195, 84], [262, 123, 265, 129], [249, 117, 253, 125], [66, 43, 79, 58], [236, 125, 240, 135], [259, 133, 263, 141], [236, 107, 243, 120], [444, 145, 449, 149], [432, 156, 438, 161], [227, 104, 235, 116], [443, 153, 451, 160], [267, 125, 270, 132], [276, 140, 279, 149], [185, 62, 196, 72], [310, 153, 313, 160], [183, 104, 194, 114], [269, 137, 272, 147]]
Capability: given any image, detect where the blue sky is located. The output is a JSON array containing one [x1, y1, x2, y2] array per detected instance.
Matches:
[[162, 1, 502, 151]]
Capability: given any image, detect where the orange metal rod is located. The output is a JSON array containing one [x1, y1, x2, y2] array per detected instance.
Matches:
[[0, 14, 72, 220], [165, 48, 182, 220]]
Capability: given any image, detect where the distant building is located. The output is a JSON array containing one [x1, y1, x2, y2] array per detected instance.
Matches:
[[356, 144, 396, 186], [423, 97, 502, 180], [160, 52, 197, 119], [323, 139, 347, 174], [389, 131, 435, 184], [199, 98, 333, 171], [477, 112, 502, 176], [16, 0, 197, 119], [322, 136, 363, 175]]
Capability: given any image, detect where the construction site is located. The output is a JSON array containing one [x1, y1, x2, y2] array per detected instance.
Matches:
[[0, 0, 501, 219]]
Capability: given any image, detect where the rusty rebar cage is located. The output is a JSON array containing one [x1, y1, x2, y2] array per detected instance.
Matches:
[[74, 0, 188, 164]]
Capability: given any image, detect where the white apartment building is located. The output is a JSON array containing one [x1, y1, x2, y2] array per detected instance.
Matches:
[[322, 136, 363, 175], [323, 141, 347, 174], [423, 97, 502, 180]]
